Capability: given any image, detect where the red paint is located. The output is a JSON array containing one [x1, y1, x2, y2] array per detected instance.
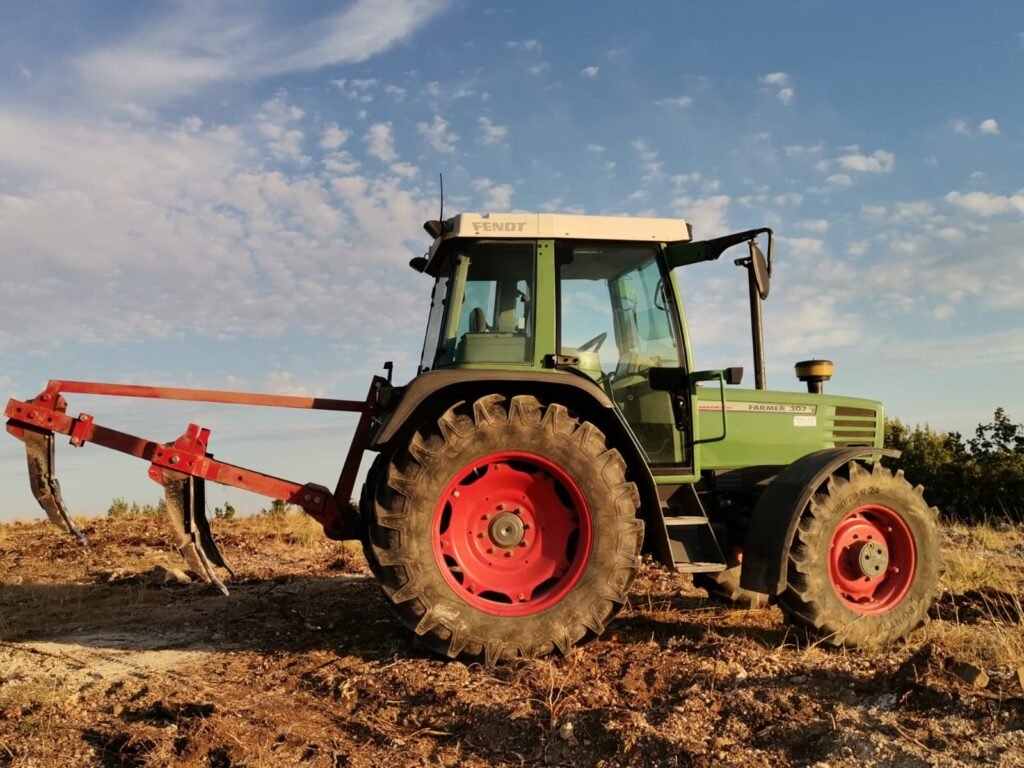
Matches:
[[828, 503, 916, 614], [432, 451, 593, 617]]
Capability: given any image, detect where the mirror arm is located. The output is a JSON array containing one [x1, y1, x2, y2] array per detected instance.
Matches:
[[744, 260, 768, 390]]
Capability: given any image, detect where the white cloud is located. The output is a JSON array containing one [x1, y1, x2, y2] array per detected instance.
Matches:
[[670, 195, 730, 237], [0, 108, 436, 358], [586, 143, 606, 153], [257, 93, 309, 164], [654, 96, 693, 108], [472, 178, 514, 211], [837, 149, 895, 173], [945, 190, 1024, 217], [760, 72, 789, 86], [320, 124, 350, 151], [477, 116, 507, 145], [826, 173, 853, 187], [389, 162, 418, 179], [951, 119, 971, 135], [527, 62, 550, 76], [580, 65, 599, 78], [74, 0, 452, 106], [759, 72, 793, 104], [417, 115, 458, 153], [979, 118, 1000, 135], [363, 122, 398, 162]]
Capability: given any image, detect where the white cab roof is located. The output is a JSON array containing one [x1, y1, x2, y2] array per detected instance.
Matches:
[[434, 211, 691, 248]]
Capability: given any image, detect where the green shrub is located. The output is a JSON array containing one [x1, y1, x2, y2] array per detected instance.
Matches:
[[214, 502, 236, 520], [886, 408, 1024, 523]]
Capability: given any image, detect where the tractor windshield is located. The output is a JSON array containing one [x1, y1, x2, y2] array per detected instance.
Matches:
[[557, 243, 687, 465]]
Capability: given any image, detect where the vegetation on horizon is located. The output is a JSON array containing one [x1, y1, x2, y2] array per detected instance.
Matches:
[[886, 407, 1024, 524]]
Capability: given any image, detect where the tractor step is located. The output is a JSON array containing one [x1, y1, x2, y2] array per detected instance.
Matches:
[[660, 485, 727, 572], [672, 561, 728, 574], [663, 515, 712, 527]]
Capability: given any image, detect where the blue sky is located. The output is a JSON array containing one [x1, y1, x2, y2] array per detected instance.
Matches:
[[1, 1, 1023, 520]]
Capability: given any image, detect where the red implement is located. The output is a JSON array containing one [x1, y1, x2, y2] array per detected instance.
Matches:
[[4, 377, 386, 592]]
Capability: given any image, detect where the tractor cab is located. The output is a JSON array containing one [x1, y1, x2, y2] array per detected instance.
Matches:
[[413, 212, 771, 467]]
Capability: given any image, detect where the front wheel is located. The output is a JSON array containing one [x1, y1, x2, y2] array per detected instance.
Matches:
[[367, 394, 643, 664], [778, 461, 941, 647]]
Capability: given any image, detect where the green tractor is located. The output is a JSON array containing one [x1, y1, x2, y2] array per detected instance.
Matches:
[[361, 212, 941, 662], [5, 211, 942, 664]]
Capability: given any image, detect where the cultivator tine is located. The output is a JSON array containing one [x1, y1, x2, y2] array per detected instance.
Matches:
[[160, 470, 233, 595], [21, 427, 89, 546]]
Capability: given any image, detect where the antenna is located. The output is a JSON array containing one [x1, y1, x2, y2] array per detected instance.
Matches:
[[438, 172, 444, 224]]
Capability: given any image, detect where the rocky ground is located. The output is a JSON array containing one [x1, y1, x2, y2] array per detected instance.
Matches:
[[1, 514, 1022, 767]]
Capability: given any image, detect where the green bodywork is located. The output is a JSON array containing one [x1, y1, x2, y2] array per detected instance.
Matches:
[[418, 234, 883, 483]]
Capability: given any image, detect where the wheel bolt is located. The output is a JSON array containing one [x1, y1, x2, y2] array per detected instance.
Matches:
[[517, 593, 525, 601], [503, 551, 512, 558]]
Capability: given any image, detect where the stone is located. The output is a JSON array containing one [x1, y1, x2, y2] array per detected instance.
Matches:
[[950, 661, 989, 689]]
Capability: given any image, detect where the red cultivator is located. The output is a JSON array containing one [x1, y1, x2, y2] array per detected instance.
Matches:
[[5, 377, 385, 593]]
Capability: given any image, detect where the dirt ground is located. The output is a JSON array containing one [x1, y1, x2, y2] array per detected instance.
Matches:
[[1, 515, 1022, 767]]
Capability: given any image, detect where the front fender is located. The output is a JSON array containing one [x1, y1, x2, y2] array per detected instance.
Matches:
[[739, 447, 900, 596]]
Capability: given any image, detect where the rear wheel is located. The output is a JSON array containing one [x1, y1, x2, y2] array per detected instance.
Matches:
[[778, 461, 941, 647], [367, 394, 644, 663]]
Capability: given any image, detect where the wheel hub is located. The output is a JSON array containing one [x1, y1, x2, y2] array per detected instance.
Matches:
[[489, 511, 525, 548], [855, 539, 889, 579], [432, 450, 593, 617], [828, 503, 916, 614]]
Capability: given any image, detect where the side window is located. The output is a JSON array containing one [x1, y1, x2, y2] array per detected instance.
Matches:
[[434, 241, 535, 367]]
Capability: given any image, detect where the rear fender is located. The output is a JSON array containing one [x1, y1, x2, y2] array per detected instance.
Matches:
[[371, 370, 673, 567], [739, 447, 900, 596]]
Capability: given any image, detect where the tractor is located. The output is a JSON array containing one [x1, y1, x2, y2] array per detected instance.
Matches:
[[5, 211, 942, 664]]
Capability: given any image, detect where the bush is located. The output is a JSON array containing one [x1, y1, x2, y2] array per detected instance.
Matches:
[[214, 502, 236, 520], [886, 408, 1024, 523], [106, 497, 167, 519], [260, 499, 292, 517]]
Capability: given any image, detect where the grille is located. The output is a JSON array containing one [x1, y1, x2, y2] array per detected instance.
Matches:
[[829, 405, 878, 447]]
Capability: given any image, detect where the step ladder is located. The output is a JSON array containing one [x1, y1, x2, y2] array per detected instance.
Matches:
[[662, 486, 726, 574]]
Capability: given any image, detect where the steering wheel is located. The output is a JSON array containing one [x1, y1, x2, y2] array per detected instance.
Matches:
[[577, 331, 607, 352]]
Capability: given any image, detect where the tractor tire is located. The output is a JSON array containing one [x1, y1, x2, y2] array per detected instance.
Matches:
[[777, 461, 941, 648], [694, 564, 770, 609], [366, 394, 644, 664]]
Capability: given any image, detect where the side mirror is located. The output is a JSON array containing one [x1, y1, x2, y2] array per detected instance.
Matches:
[[723, 366, 744, 385], [648, 367, 687, 392], [750, 238, 770, 300]]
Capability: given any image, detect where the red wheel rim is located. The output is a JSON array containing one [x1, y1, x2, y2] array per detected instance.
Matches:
[[432, 451, 593, 617], [828, 504, 916, 614]]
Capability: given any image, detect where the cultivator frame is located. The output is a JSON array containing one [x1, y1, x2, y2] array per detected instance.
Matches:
[[5, 377, 387, 592]]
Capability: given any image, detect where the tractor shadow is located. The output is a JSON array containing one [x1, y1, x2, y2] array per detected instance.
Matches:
[[0, 574, 424, 662], [0, 575, 791, 661]]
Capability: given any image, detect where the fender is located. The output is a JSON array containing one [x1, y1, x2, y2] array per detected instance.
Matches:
[[739, 447, 900, 596], [370, 369, 673, 567]]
